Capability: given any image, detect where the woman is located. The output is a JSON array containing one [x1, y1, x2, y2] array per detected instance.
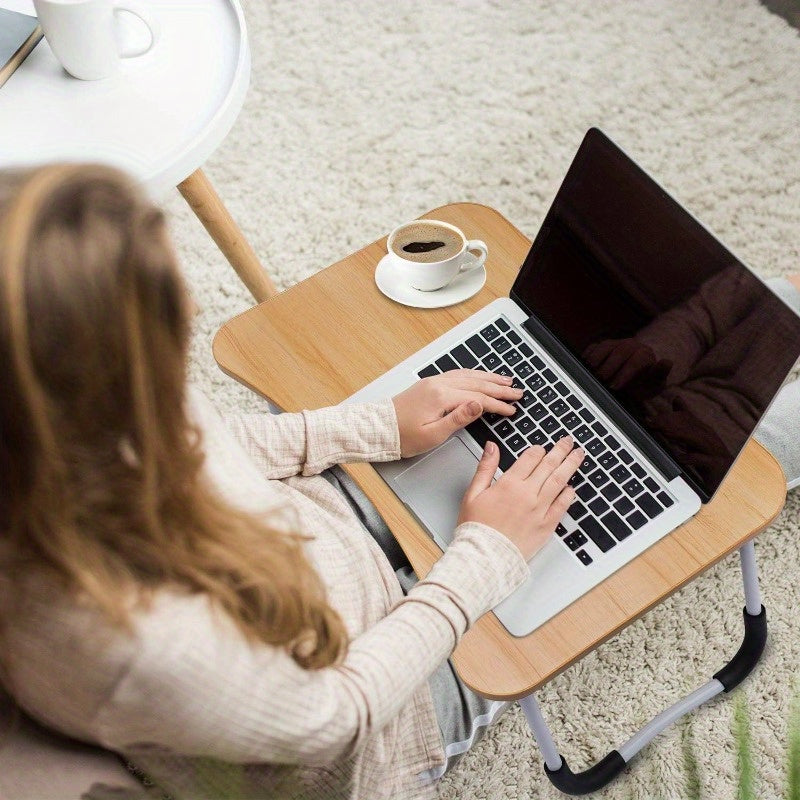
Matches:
[[0, 164, 583, 800]]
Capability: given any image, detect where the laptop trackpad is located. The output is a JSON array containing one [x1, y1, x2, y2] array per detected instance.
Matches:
[[395, 436, 479, 550]]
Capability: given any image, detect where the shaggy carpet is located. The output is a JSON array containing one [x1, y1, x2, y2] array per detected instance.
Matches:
[[160, 1, 800, 797]]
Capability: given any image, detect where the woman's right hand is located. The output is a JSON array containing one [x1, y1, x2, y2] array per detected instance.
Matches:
[[457, 436, 584, 560]]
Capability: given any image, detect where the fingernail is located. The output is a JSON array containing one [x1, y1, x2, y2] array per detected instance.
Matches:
[[485, 441, 496, 456], [468, 401, 482, 415]]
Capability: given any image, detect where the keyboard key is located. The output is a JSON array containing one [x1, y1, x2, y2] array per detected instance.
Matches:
[[592, 421, 608, 437], [526, 374, 545, 390], [515, 361, 535, 379], [580, 456, 596, 473], [531, 355, 546, 370], [589, 469, 609, 488], [569, 500, 588, 520], [451, 344, 478, 368], [562, 412, 581, 429], [623, 479, 644, 498], [576, 549, 593, 565], [508, 405, 523, 422], [496, 365, 513, 378], [636, 493, 662, 519], [498, 445, 516, 471], [541, 416, 559, 434], [494, 337, 511, 354], [618, 449, 633, 464], [627, 510, 648, 530], [506, 348, 523, 366], [481, 324, 499, 341], [554, 381, 569, 395], [551, 400, 569, 417], [556, 522, 568, 537], [566, 394, 581, 409], [508, 330, 521, 345], [435, 354, 458, 372], [610, 465, 631, 482], [511, 378, 524, 391], [529, 430, 547, 446], [519, 390, 535, 408], [483, 353, 501, 370], [614, 496, 635, 515], [574, 425, 593, 443], [631, 463, 646, 479], [569, 471, 585, 486], [552, 428, 568, 443], [564, 531, 588, 551], [495, 318, 510, 332], [485, 413, 502, 426], [517, 416, 535, 435], [605, 435, 621, 450], [467, 420, 513, 471], [538, 387, 557, 404], [588, 496, 609, 515], [529, 402, 547, 421], [543, 368, 557, 383], [519, 343, 534, 358], [600, 511, 633, 541], [601, 483, 622, 501], [644, 477, 659, 493], [496, 420, 515, 438], [586, 438, 605, 456], [418, 364, 438, 378], [657, 491, 674, 507], [580, 517, 616, 553], [598, 451, 618, 470], [579, 408, 594, 422], [508, 434, 526, 452], [467, 334, 490, 357], [576, 483, 596, 502]]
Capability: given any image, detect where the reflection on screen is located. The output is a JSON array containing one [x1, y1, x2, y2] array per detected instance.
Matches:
[[512, 129, 800, 498]]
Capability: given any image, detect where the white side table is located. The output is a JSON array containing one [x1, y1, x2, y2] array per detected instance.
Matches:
[[0, 0, 275, 301]]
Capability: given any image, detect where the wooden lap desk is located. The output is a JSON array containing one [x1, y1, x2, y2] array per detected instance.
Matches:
[[213, 203, 786, 790]]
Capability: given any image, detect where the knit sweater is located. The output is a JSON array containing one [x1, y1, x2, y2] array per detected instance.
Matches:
[[0, 388, 529, 799]]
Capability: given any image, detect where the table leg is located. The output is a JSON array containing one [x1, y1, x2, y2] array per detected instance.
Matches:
[[177, 169, 277, 302], [520, 541, 767, 796]]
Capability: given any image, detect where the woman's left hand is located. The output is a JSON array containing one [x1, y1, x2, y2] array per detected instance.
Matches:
[[392, 369, 523, 458]]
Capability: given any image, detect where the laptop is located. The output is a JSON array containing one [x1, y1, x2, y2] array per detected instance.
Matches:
[[349, 128, 800, 637]]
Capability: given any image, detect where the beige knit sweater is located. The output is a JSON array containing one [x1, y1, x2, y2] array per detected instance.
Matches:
[[0, 388, 529, 799]]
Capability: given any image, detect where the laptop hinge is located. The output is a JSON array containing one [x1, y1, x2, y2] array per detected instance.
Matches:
[[521, 315, 706, 500]]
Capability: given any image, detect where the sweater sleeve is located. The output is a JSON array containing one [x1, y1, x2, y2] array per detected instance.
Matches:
[[222, 399, 401, 478], [95, 523, 529, 766]]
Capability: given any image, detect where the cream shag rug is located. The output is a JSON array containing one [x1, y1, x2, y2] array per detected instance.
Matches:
[[160, 1, 800, 797]]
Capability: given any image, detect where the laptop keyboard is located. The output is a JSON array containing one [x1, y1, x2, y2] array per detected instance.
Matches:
[[417, 316, 676, 567]]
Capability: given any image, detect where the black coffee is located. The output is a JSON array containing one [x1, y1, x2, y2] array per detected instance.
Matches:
[[403, 240, 446, 254], [390, 223, 463, 263]]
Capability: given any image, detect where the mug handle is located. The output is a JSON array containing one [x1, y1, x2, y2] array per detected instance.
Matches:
[[458, 240, 488, 275], [114, 2, 159, 58]]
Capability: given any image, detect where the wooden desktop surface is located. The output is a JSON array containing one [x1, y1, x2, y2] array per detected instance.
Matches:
[[213, 203, 787, 700]]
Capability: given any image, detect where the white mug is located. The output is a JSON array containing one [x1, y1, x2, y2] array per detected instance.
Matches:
[[386, 220, 488, 292], [33, 0, 158, 81]]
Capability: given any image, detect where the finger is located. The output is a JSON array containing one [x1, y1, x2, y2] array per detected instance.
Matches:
[[457, 390, 517, 416], [503, 443, 546, 481], [443, 372, 524, 399], [537, 446, 584, 506], [525, 435, 576, 494], [440, 368, 513, 387], [543, 484, 577, 529], [430, 400, 484, 439], [463, 441, 501, 503], [611, 347, 653, 389], [600, 340, 640, 383]]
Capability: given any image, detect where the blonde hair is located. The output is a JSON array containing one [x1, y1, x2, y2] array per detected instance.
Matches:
[[0, 164, 347, 668]]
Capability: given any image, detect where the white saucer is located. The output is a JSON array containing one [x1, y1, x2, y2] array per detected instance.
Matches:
[[374, 254, 487, 309]]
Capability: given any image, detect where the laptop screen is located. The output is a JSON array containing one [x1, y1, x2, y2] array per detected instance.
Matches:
[[511, 128, 800, 498]]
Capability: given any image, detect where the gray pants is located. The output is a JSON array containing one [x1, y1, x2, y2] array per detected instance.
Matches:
[[323, 276, 800, 778]]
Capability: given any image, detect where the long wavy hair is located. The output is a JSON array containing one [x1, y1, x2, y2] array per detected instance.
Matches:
[[0, 164, 347, 669]]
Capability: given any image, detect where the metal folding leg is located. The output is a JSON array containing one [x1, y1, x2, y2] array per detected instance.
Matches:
[[519, 541, 768, 796]]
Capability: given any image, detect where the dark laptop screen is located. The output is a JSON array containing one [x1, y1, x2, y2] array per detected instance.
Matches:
[[511, 128, 800, 498]]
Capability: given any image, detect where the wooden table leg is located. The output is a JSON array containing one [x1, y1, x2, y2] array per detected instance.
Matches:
[[177, 168, 277, 302]]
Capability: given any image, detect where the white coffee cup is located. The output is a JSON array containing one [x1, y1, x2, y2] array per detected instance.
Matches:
[[386, 220, 488, 292], [33, 0, 158, 81]]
